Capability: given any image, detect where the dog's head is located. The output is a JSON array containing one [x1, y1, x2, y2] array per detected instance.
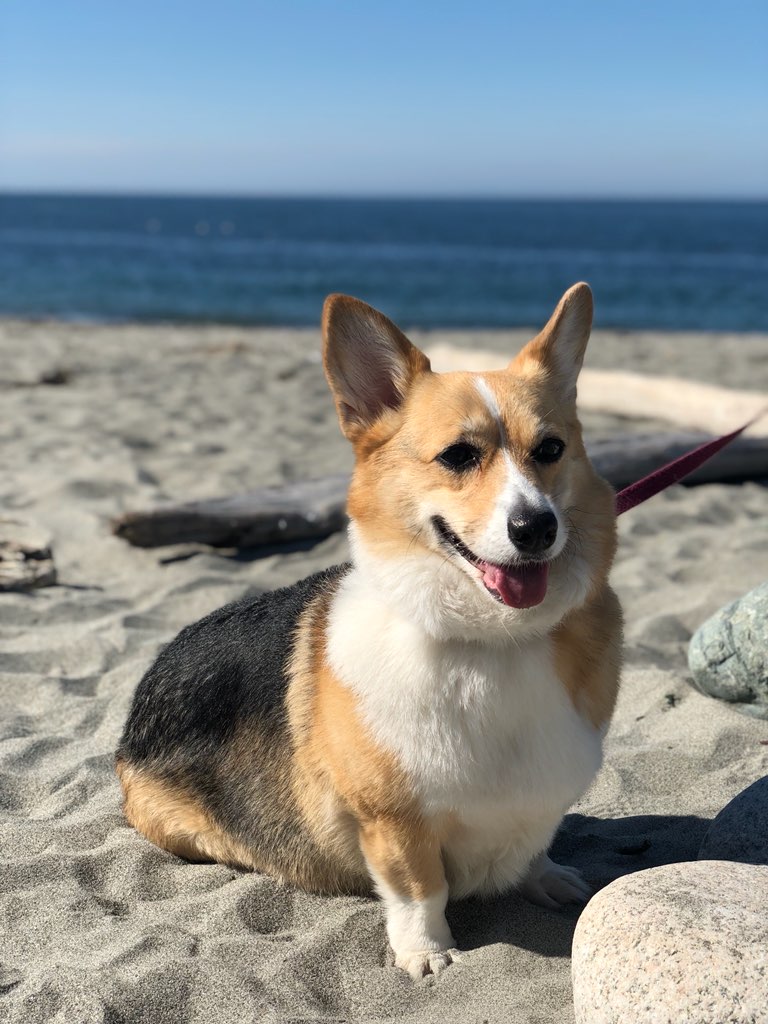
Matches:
[[322, 284, 617, 642]]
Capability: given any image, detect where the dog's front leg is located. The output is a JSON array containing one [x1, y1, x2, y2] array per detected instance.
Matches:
[[359, 816, 459, 979]]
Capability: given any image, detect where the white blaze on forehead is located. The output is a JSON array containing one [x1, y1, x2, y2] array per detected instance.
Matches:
[[474, 374, 542, 505], [473, 377, 566, 562], [474, 376, 507, 446]]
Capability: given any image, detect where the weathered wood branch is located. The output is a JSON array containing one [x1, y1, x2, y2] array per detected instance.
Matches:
[[113, 473, 350, 549], [588, 432, 768, 489], [112, 433, 768, 549], [425, 346, 767, 439], [0, 518, 57, 591], [577, 371, 766, 439]]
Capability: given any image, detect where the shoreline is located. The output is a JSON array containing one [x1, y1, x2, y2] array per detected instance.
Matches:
[[2, 318, 767, 391], [4, 312, 768, 334]]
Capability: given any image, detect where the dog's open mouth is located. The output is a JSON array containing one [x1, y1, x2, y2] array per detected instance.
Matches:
[[432, 516, 549, 609]]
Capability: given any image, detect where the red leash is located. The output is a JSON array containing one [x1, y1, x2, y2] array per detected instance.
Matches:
[[615, 411, 767, 516]]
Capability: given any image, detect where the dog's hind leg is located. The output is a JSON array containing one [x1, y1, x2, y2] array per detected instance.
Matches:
[[520, 850, 592, 909], [116, 759, 259, 869]]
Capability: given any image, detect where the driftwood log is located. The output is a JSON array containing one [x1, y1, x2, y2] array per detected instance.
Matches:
[[0, 518, 57, 591], [588, 432, 767, 489], [112, 432, 768, 550], [425, 346, 767, 439], [113, 474, 349, 550]]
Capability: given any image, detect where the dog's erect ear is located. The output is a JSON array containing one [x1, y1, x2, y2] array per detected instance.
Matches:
[[512, 283, 593, 400], [322, 295, 431, 440]]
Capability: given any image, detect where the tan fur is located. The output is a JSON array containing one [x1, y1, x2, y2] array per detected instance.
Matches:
[[359, 817, 446, 902], [116, 759, 260, 869], [288, 588, 447, 901], [513, 282, 593, 391], [553, 587, 623, 729], [322, 294, 431, 441]]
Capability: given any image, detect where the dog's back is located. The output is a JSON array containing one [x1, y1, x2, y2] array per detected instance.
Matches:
[[117, 564, 371, 894]]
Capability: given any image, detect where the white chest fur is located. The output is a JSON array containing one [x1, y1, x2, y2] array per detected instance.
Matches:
[[327, 570, 603, 897]]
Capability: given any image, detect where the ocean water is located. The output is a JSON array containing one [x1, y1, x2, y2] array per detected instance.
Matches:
[[0, 195, 766, 330]]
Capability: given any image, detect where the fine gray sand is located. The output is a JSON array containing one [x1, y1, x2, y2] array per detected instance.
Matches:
[[1, 320, 767, 1023]]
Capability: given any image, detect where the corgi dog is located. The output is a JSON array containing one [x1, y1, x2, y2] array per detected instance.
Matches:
[[116, 282, 621, 979]]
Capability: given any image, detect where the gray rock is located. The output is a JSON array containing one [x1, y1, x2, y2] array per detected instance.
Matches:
[[572, 861, 768, 1024], [688, 581, 768, 719], [699, 775, 768, 865]]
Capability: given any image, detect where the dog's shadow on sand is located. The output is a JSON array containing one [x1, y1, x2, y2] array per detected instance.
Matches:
[[447, 812, 712, 958]]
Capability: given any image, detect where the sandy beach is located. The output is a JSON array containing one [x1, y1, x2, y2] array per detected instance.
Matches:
[[1, 318, 767, 1024]]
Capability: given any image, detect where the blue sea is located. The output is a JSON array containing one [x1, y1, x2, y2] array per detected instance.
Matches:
[[0, 195, 766, 330]]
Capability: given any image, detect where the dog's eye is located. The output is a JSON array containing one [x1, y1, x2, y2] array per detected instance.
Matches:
[[532, 437, 565, 464], [436, 442, 481, 472]]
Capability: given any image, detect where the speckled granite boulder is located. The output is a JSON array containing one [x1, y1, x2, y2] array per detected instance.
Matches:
[[698, 775, 768, 865], [572, 861, 768, 1024], [688, 581, 768, 719]]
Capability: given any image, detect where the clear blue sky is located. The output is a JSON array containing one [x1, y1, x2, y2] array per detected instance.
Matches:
[[1, 0, 766, 197]]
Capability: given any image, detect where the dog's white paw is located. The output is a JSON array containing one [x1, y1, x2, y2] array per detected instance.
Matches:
[[521, 855, 592, 909], [395, 947, 462, 980]]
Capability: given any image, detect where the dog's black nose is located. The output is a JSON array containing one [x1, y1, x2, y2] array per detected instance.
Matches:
[[508, 510, 558, 555]]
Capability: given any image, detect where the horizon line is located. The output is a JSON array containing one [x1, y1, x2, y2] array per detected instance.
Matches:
[[1, 189, 767, 204]]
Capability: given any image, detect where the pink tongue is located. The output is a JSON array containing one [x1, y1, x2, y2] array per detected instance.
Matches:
[[481, 561, 549, 608]]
